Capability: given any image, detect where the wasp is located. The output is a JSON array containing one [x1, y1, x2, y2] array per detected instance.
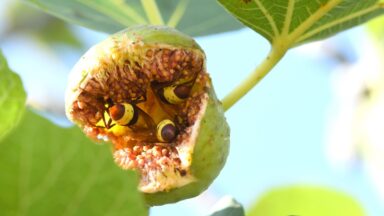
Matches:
[[101, 95, 155, 131], [151, 70, 198, 105], [156, 119, 179, 142], [101, 97, 180, 143]]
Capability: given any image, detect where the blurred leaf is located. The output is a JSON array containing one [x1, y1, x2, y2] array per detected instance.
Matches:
[[208, 196, 245, 216], [24, 0, 242, 36], [367, 15, 384, 42], [248, 185, 365, 216], [158, 0, 242, 36], [0, 110, 148, 216], [5, 2, 82, 48], [38, 20, 82, 48], [218, 0, 384, 46], [0, 51, 26, 141]]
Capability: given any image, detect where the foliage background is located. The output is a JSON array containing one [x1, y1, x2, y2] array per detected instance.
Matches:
[[1, 0, 384, 215]]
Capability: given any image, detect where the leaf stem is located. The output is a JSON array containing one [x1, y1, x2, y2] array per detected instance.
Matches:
[[141, 0, 164, 25], [222, 44, 288, 111]]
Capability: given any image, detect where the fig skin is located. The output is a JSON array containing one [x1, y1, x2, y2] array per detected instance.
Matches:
[[145, 89, 230, 205], [65, 25, 230, 206]]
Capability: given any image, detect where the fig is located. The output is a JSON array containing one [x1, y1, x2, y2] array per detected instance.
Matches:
[[65, 25, 230, 205]]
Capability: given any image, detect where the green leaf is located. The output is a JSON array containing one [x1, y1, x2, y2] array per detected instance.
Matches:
[[218, 0, 384, 46], [0, 110, 148, 216], [24, 0, 242, 36], [0, 51, 26, 141], [248, 185, 365, 216], [5, 2, 82, 48], [208, 196, 245, 216], [158, 0, 242, 36]]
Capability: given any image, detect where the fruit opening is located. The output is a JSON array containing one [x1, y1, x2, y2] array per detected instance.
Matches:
[[66, 37, 210, 192]]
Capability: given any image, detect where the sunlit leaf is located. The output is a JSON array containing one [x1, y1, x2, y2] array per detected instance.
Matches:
[[24, 0, 242, 36], [0, 110, 148, 216], [367, 15, 384, 42], [218, 0, 384, 46], [248, 185, 365, 216], [0, 51, 26, 141]]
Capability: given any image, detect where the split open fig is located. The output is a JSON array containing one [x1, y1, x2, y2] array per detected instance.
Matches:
[[65, 25, 230, 205]]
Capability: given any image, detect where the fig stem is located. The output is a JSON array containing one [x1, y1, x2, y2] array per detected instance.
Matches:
[[222, 44, 288, 111], [167, 0, 189, 28], [141, 0, 164, 25]]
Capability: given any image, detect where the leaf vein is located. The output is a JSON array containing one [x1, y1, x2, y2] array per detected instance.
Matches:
[[297, 4, 382, 43], [235, 16, 274, 39], [288, 0, 343, 43], [167, 0, 189, 28], [282, 0, 295, 35], [253, 0, 279, 36]]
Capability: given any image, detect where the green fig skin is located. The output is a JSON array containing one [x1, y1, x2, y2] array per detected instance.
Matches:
[[65, 25, 230, 206], [144, 89, 230, 206], [119, 25, 202, 50]]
